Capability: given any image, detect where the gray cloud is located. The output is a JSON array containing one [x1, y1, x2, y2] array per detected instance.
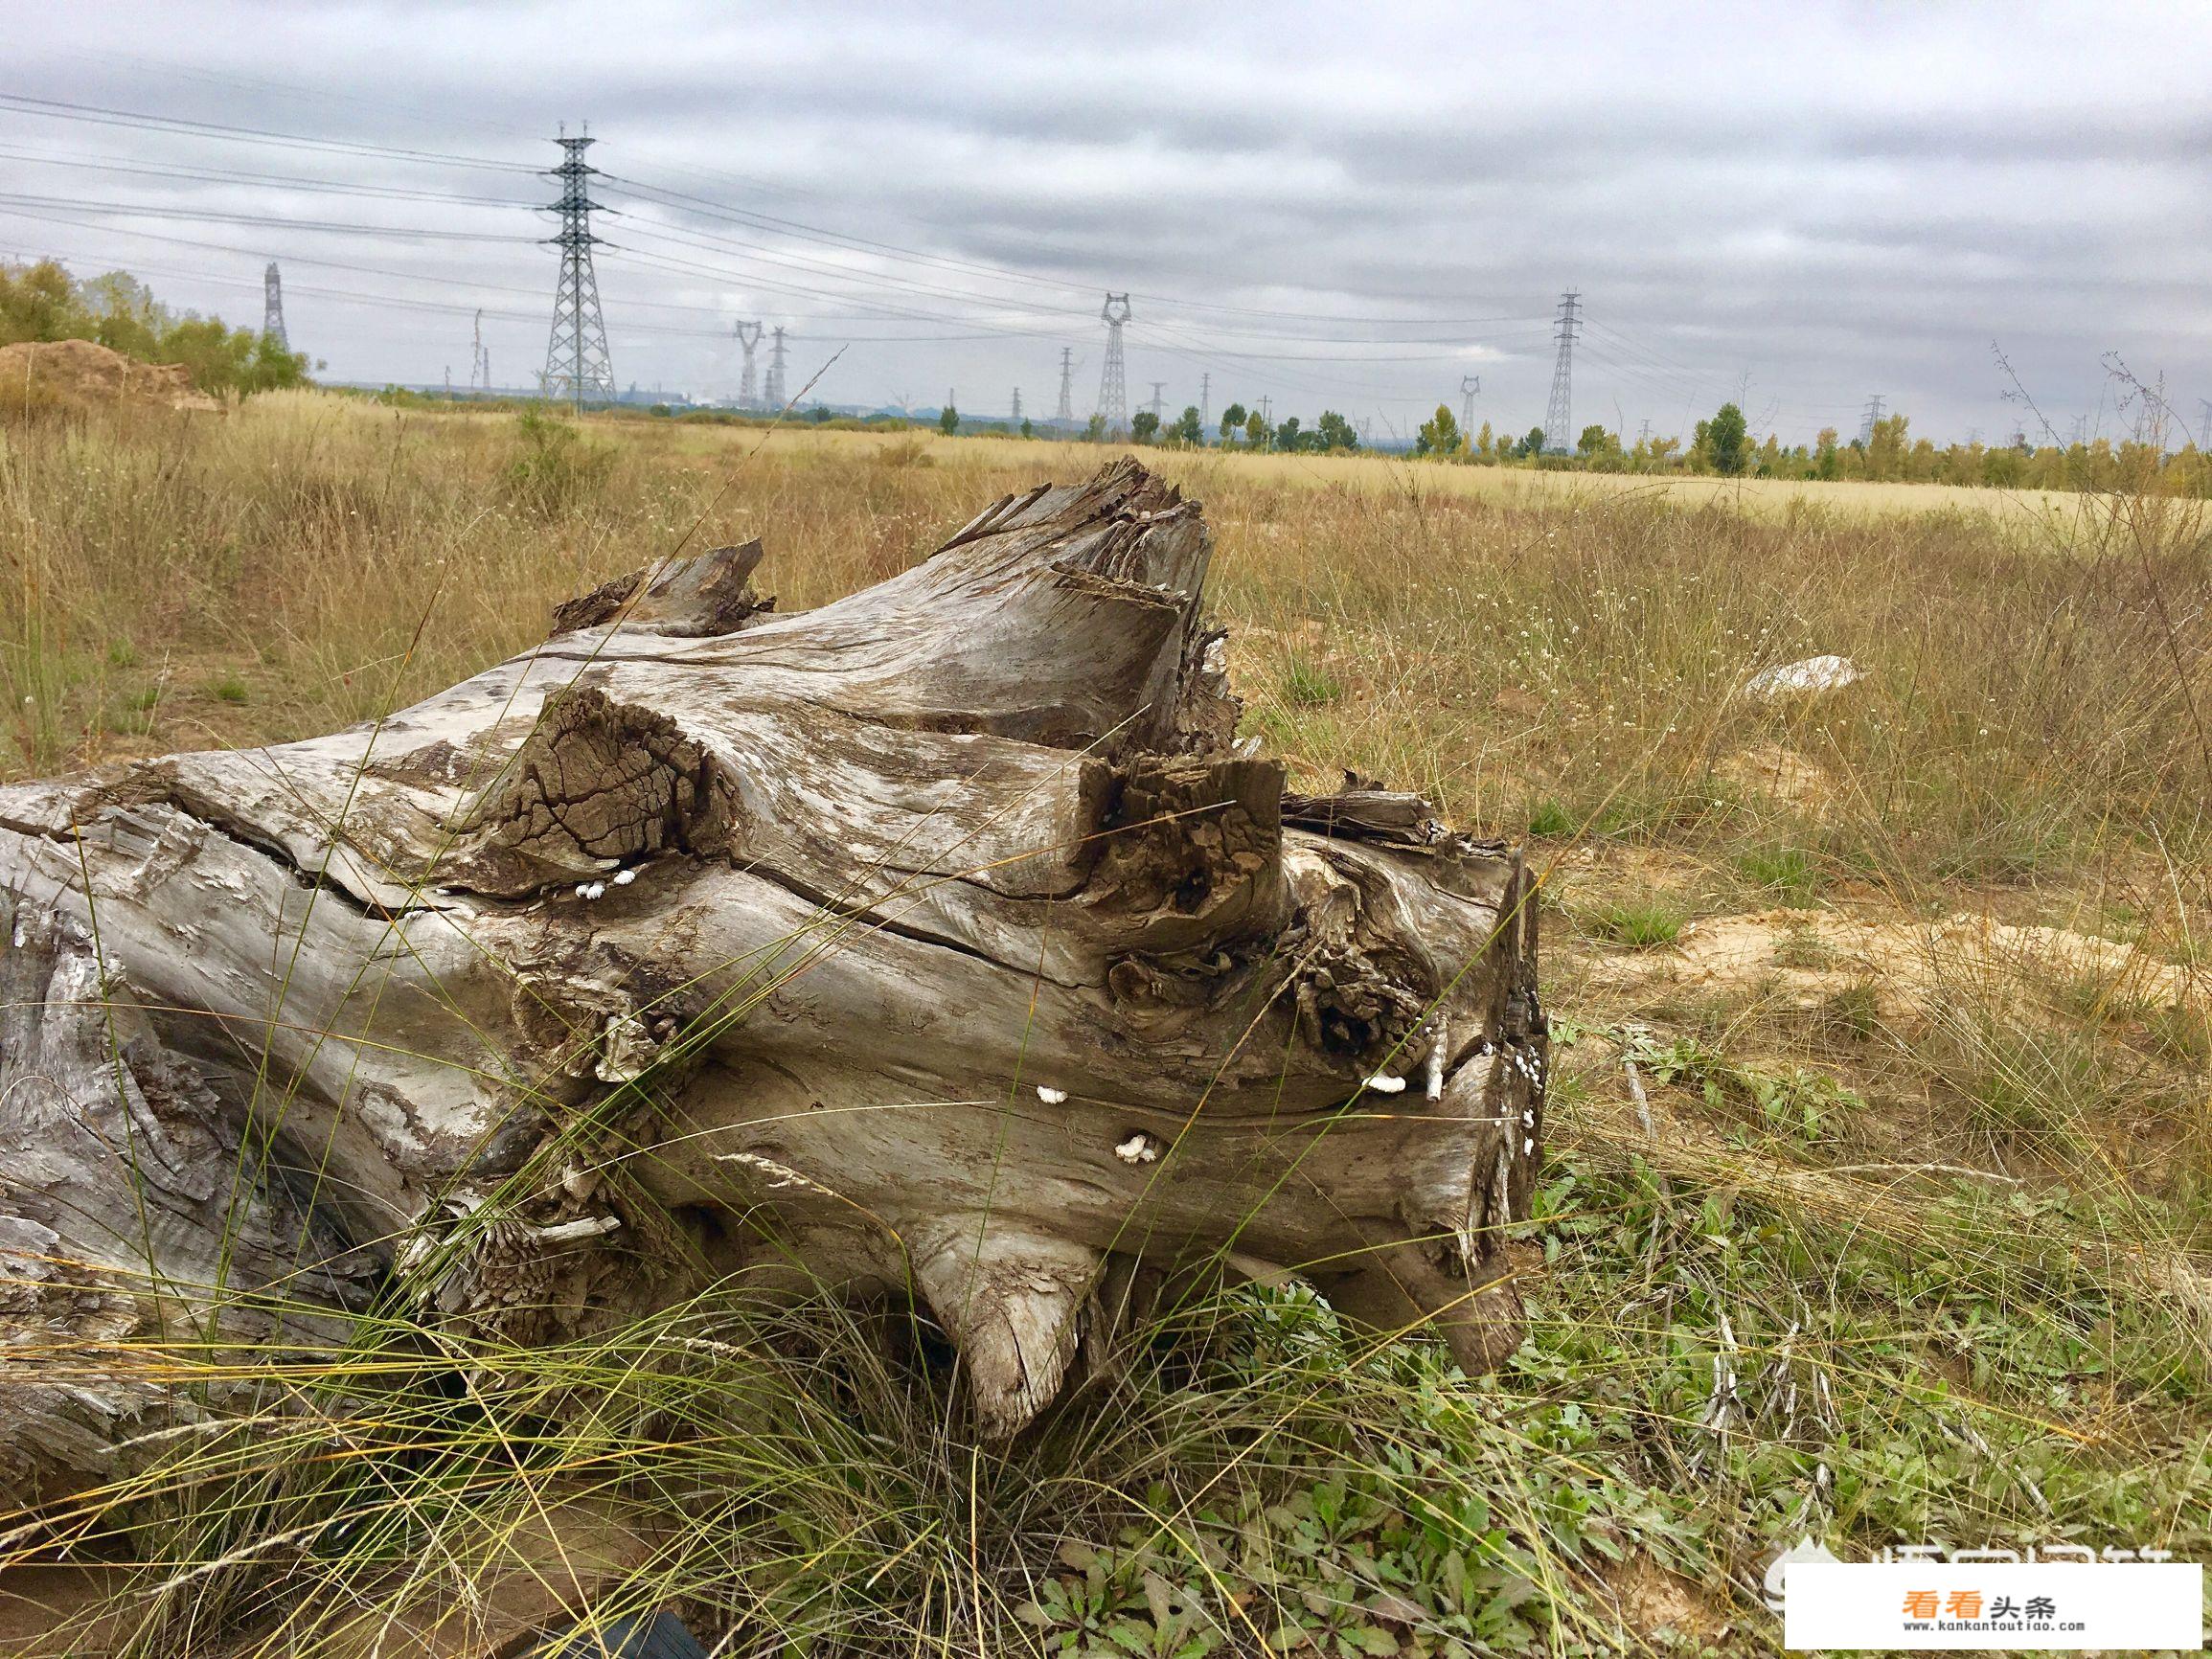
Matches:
[[8, 0, 2209, 443]]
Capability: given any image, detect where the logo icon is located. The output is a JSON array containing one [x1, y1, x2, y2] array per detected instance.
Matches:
[[1764, 1535, 1842, 1611]]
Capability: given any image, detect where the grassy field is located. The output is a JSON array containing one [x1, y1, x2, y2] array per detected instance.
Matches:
[[2, 392, 2208, 1655]]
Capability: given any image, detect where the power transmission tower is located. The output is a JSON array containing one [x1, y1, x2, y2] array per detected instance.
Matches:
[[764, 326, 788, 411], [1055, 348, 1074, 426], [1857, 395, 1885, 445], [1540, 291, 1580, 453], [1096, 293, 1130, 435], [1460, 374, 1480, 432], [1199, 372, 1210, 432], [1259, 395, 1271, 430], [2198, 399, 2211, 448], [1147, 381, 1166, 420], [1637, 418, 1652, 448], [469, 308, 490, 392], [2068, 414, 2088, 446], [262, 261, 288, 350], [1011, 387, 1021, 423], [733, 320, 763, 409], [541, 126, 614, 413]]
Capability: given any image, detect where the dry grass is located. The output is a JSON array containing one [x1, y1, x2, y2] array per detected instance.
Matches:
[[3, 392, 2210, 1656]]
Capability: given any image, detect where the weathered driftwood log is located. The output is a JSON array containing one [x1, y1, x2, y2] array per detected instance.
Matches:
[[0, 459, 1544, 1491]]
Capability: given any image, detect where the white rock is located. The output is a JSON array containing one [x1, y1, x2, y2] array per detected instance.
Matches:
[[1363, 1074, 1407, 1094], [1036, 1085, 1067, 1104], [612, 868, 637, 886], [1744, 654, 1860, 697]]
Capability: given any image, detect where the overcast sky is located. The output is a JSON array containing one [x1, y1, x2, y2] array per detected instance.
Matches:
[[8, 2, 2210, 445]]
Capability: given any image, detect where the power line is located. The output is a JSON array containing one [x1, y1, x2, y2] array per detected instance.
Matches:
[[0, 143, 534, 208], [0, 191, 530, 241], [0, 92, 533, 172]]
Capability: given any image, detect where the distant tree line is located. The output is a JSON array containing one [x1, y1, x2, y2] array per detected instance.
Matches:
[[1114, 400, 1361, 453], [0, 259, 311, 398], [1399, 397, 2210, 495]]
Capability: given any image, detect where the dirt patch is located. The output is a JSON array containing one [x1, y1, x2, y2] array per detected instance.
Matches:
[[1606, 1555, 1730, 1642], [1715, 743, 1835, 812], [1589, 905, 2205, 1020], [0, 338, 221, 417]]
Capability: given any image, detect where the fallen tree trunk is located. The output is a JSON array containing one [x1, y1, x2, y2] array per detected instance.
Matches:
[[0, 459, 1544, 1489]]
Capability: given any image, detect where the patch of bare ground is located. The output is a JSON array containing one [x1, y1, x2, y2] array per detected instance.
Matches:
[[1590, 906, 2206, 1020], [1604, 1555, 1731, 1648]]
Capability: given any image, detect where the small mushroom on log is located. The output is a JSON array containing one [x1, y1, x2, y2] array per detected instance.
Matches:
[[0, 459, 1544, 1487]]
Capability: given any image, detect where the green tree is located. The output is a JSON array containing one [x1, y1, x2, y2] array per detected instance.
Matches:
[[1170, 404, 1204, 444], [1517, 426, 1546, 458], [1474, 420, 1494, 458], [1865, 412, 1909, 481], [1271, 415, 1305, 451], [1084, 413, 1107, 443], [938, 402, 960, 435], [1414, 403, 1462, 457], [1708, 402, 1748, 475], [1243, 410, 1268, 447], [1814, 426, 1840, 481], [1314, 410, 1358, 451], [1220, 401, 1247, 443], [1130, 408, 1161, 443], [0, 260, 309, 395], [1019, 418, 1034, 439], [0, 259, 85, 344]]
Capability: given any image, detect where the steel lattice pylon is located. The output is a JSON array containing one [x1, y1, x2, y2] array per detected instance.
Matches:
[[1540, 292, 1579, 455], [541, 129, 615, 411], [262, 262, 288, 352], [733, 320, 764, 410], [1054, 347, 1074, 425], [764, 326, 788, 411], [1095, 293, 1130, 436]]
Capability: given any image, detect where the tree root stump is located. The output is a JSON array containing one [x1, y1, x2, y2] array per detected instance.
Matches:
[[0, 458, 1544, 1488]]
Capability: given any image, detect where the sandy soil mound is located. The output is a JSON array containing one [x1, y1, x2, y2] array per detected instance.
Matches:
[[1716, 743, 1836, 810], [1595, 904, 2204, 1016], [0, 337, 221, 415]]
